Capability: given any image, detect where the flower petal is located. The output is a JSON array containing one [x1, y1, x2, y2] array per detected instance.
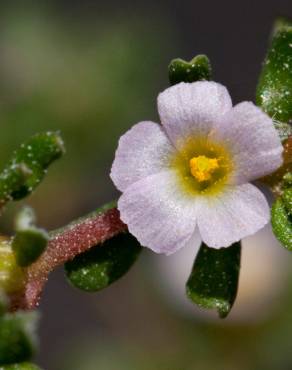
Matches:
[[110, 121, 175, 192], [157, 81, 232, 148], [118, 170, 198, 255], [197, 184, 270, 248], [210, 102, 283, 184]]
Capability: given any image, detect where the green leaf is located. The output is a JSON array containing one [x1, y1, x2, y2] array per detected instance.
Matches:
[[256, 18, 292, 125], [12, 207, 48, 267], [0, 363, 41, 370], [0, 165, 32, 207], [12, 230, 48, 268], [271, 195, 292, 250], [186, 242, 241, 318], [0, 132, 65, 205], [168, 55, 211, 85], [0, 312, 38, 365], [64, 232, 142, 292], [282, 187, 292, 214]]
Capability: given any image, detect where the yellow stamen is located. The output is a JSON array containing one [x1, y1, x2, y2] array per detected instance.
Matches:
[[189, 155, 219, 182]]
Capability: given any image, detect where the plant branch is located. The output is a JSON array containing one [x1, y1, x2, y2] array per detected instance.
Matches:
[[10, 206, 127, 311]]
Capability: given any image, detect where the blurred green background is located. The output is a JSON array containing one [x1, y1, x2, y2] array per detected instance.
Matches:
[[0, 1, 292, 369]]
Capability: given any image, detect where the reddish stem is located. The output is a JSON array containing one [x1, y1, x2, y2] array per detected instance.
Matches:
[[11, 207, 127, 310]]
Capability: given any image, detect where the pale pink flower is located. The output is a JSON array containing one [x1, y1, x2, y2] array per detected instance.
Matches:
[[111, 81, 283, 255]]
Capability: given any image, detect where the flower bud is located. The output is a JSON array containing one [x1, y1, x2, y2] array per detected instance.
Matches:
[[0, 237, 26, 294]]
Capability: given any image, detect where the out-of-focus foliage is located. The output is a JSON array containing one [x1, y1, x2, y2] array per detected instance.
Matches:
[[0, 238, 25, 294], [0, 292, 8, 317], [0, 363, 41, 370], [0, 5, 174, 229], [56, 282, 292, 370], [0, 312, 38, 365]]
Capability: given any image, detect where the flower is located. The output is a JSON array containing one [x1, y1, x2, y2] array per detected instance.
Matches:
[[111, 81, 283, 255]]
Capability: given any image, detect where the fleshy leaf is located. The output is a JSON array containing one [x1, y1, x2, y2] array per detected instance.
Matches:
[[12, 207, 48, 267], [0, 363, 41, 370], [186, 242, 241, 318], [271, 194, 292, 250], [256, 18, 292, 125], [12, 231, 48, 268], [0, 132, 64, 205], [282, 186, 292, 213], [64, 232, 141, 292], [0, 165, 32, 207], [0, 312, 38, 365], [168, 55, 211, 85]]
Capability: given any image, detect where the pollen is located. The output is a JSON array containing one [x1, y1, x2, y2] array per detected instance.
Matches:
[[189, 155, 219, 182]]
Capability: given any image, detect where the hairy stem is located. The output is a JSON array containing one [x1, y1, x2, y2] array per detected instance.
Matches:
[[10, 206, 126, 310]]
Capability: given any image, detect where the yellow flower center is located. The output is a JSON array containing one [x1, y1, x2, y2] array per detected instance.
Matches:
[[189, 155, 219, 182], [170, 137, 234, 196]]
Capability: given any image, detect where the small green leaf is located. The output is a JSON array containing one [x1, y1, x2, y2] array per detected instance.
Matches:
[[0, 312, 38, 365], [12, 230, 48, 268], [186, 242, 241, 318], [0, 363, 41, 370], [256, 18, 292, 125], [0, 165, 32, 207], [271, 196, 292, 250], [168, 55, 211, 85], [0, 132, 65, 205], [64, 232, 142, 292], [12, 207, 48, 267]]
